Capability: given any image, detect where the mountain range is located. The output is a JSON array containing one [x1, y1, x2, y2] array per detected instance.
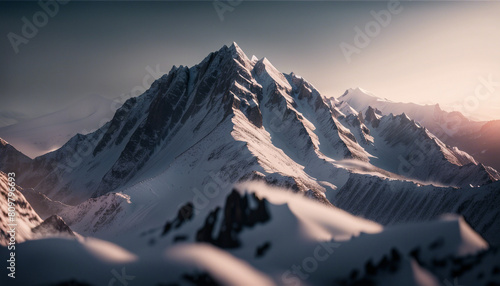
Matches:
[[1, 43, 499, 286], [337, 87, 500, 171]]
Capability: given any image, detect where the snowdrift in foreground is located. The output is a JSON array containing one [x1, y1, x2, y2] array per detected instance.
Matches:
[[1, 182, 498, 286]]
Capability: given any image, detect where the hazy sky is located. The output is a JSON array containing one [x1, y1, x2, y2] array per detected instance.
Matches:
[[1, 1, 499, 124]]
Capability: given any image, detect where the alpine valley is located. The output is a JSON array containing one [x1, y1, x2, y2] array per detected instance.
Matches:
[[1, 43, 499, 286]]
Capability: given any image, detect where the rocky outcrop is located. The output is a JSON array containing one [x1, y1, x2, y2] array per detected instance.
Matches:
[[31, 215, 74, 238], [196, 189, 270, 248]]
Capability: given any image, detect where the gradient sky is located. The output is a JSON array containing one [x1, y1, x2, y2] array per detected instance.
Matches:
[[1, 1, 499, 125]]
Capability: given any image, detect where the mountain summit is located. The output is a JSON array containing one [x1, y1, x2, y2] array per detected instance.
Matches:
[[9, 43, 377, 205], [1, 42, 498, 204]]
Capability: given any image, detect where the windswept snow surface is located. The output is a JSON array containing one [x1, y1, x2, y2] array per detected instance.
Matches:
[[0, 182, 497, 286]]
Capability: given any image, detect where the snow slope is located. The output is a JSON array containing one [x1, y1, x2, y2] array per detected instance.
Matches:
[[1, 182, 497, 286], [334, 174, 500, 245], [337, 87, 500, 171]]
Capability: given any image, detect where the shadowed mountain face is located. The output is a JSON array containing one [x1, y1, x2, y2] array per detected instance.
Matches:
[[452, 120, 500, 171], [0, 138, 32, 182], [31, 215, 74, 238]]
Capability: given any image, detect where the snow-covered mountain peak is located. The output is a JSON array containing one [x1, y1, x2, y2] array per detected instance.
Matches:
[[336, 86, 500, 169], [360, 108, 500, 186], [340, 87, 381, 102], [226, 42, 253, 67], [351, 87, 374, 95], [229, 42, 248, 59], [254, 56, 270, 69], [253, 56, 291, 91], [399, 112, 412, 123], [0, 137, 7, 146], [31, 215, 75, 239], [434, 102, 442, 111], [365, 106, 381, 127], [289, 71, 302, 79], [229, 41, 242, 53]]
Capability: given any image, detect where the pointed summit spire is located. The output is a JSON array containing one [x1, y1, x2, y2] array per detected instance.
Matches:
[[365, 106, 380, 127], [229, 41, 244, 56], [230, 41, 240, 49], [224, 41, 251, 65]]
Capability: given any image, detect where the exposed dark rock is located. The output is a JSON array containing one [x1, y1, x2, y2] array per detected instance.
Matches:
[[196, 189, 271, 248], [162, 202, 194, 236], [255, 241, 271, 258], [173, 235, 188, 242], [365, 106, 380, 128], [429, 237, 445, 250]]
